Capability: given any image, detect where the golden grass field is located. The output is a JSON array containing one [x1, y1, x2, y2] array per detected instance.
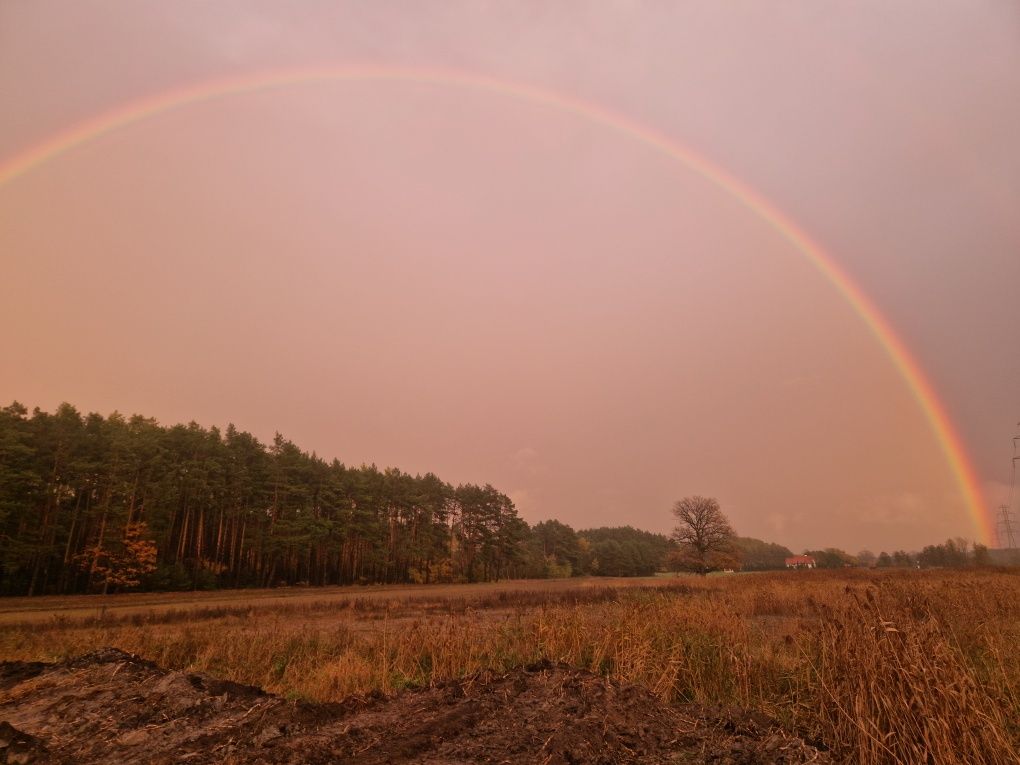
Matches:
[[2, 570, 1018, 764]]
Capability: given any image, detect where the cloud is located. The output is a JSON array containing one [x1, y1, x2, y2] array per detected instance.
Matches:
[[510, 447, 546, 475]]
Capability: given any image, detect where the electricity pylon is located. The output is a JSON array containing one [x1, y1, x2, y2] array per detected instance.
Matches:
[[1001, 425, 1020, 549], [998, 504, 1017, 549]]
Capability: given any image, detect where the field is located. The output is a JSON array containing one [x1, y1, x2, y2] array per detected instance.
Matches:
[[1, 570, 1019, 763]]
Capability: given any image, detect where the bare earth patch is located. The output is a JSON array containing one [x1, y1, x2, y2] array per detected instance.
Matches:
[[0, 649, 828, 764]]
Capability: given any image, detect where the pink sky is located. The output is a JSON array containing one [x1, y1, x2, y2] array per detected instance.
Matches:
[[1, 2, 1018, 553]]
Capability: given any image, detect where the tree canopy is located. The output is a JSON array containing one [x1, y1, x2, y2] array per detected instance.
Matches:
[[0, 402, 528, 595], [668, 496, 740, 575], [734, 536, 793, 571], [582, 526, 674, 577], [0, 402, 835, 595]]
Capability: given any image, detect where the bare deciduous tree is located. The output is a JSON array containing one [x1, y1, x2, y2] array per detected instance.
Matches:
[[669, 496, 739, 575]]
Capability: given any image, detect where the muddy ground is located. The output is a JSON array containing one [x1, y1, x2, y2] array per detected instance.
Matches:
[[0, 649, 829, 764]]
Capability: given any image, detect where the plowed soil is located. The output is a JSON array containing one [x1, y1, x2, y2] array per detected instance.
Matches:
[[0, 649, 829, 764]]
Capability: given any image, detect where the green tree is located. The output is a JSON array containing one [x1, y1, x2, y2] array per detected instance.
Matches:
[[592, 539, 630, 576], [0, 402, 538, 593], [531, 520, 583, 577], [734, 537, 793, 571], [580, 527, 673, 576], [804, 548, 856, 569], [856, 549, 877, 568]]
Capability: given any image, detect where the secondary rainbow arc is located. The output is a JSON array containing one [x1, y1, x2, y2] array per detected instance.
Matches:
[[0, 65, 992, 543]]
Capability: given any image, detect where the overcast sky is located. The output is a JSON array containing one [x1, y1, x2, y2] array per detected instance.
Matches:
[[2, 2, 1018, 553]]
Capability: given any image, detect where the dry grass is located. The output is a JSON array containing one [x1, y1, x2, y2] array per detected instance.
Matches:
[[0, 575, 669, 625], [2, 569, 1018, 764]]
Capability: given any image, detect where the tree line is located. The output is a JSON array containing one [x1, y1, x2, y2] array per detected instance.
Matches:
[[0, 402, 532, 595], [790, 541, 998, 569], [871, 538, 995, 569], [522, 520, 675, 578], [2, 402, 1003, 596], [661, 497, 1007, 574], [0, 402, 684, 596]]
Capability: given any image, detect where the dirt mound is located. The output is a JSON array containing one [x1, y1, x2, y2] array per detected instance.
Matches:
[[0, 649, 829, 764]]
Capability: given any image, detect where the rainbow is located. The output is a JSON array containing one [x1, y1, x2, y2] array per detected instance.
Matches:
[[0, 65, 993, 542]]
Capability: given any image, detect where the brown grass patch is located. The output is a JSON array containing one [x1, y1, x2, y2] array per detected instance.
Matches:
[[2, 570, 1018, 763]]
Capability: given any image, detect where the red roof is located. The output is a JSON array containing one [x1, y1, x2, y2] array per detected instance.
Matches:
[[785, 555, 815, 565]]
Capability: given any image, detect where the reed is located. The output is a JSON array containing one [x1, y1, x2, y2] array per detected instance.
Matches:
[[2, 569, 1017, 764]]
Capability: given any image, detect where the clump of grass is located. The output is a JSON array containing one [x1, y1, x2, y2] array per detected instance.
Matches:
[[798, 586, 1018, 763]]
